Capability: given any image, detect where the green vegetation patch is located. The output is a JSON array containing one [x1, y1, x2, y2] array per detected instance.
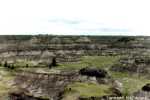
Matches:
[[57, 56, 120, 70], [121, 77, 150, 95], [14, 61, 34, 67], [64, 82, 113, 98], [111, 71, 150, 95]]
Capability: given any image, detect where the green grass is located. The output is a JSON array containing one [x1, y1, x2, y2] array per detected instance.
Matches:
[[111, 71, 131, 78], [110, 71, 150, 95], [58, 55, 150, 97], [56, 56, 120, 70], [122, 76, 150, 95], [63, 71, 150, 98], [14, 61, 34, 67], [0, 55, 149, 99], [64, 82, 113, 99]]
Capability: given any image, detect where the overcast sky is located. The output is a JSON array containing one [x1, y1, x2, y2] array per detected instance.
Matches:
[[0, 0, 150, 35]]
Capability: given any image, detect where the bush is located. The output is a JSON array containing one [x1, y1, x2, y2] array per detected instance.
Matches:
[[79, 67, 108, 78]]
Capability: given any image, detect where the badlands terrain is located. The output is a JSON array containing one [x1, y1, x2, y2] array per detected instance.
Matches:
[[0, 35, 150, 100]]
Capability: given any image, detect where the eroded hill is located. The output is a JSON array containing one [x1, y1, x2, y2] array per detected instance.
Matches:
[[0, 35, 150, 100]]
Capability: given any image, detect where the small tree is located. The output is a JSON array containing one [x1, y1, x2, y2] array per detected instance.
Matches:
[[48, 63, 52, 69], [51, 57, 57, 66], [10, 64, 15, 70], [4, 61, 8, 68], [48, 57, 58, 69], [26, 64, 29, 68]]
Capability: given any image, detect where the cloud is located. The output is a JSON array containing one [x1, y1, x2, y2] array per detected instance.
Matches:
[[47, 18, 130, 34], [48, 18, 82, 25], [0, 0, 149, 35]]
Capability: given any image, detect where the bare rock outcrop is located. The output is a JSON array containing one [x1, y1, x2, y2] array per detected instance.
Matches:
[[13, 71, 79, 100]]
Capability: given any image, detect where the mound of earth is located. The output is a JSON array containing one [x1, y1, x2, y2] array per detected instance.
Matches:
[[110, 55, 150, 76], [10, 69, 125, 100], [12, 71, 80, 100]]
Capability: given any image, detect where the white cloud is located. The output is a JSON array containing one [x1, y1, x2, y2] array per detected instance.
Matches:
[[0, 0, 149, 35]]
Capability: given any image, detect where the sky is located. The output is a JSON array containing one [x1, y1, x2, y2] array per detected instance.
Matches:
[[0, 0, 150, 35]]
